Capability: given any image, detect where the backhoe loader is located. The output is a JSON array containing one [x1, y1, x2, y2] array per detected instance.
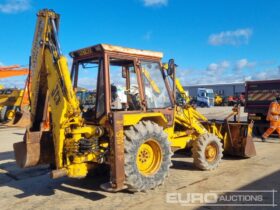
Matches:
[[14, 9, 256, 192], [0, 65, 30, 126], [0, 88, 23, 121]]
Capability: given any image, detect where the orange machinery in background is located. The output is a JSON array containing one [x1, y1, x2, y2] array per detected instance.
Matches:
[[0, 65, 28, 78]]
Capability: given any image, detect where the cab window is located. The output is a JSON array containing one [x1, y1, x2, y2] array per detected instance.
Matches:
[[74, 58, 104, 120], [109, 58, 141, 111], [141, 61, 172, 109]]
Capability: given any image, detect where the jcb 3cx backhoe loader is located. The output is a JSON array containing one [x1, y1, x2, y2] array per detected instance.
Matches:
[[14, 9, 256, 192]]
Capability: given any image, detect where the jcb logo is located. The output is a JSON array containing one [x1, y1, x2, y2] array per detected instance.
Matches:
[[51, 84, 61, 105]]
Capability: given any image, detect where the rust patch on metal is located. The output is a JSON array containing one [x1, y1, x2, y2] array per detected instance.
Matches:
[[223, 121, 256, 157], [109, 112, 125, 190]]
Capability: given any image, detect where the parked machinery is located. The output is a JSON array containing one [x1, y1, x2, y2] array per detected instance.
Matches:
[[0, 65, 30, 125], [197, 88, 214, 107], [14, 9, 256, 193], [0, 88, 23, 121], [214, 94, 224, 106], [245, 79, 280, 135]]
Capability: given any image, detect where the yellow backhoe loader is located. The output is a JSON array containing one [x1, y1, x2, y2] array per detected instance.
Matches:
[[0, 66, 31, 126], [0, 88, 24, 121], [0, 81, 30, 127], [14, 9, 256, 192]]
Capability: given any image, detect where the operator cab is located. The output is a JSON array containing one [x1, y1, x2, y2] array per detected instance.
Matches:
[[70, 44, 174, 122]]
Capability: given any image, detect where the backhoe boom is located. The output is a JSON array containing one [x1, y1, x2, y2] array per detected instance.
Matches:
[[14, 9, 103, 178]]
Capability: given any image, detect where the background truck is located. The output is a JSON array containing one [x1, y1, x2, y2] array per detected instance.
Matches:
[[245, 79, 280, 135], [197, 88, 214, 107]]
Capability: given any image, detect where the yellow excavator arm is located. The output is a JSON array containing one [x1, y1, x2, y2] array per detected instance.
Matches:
[[14, 9, 103, 178]]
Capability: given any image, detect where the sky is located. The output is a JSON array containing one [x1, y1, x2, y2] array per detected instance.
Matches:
[[0, 0, 280, 88]]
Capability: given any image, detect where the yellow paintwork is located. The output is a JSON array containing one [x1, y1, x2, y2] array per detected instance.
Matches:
[[0, 89, 24, 106], [205, 143, 218, 162], [0, 89, 24, 120], [136, 139, 162, 176], [29, 10, 103, 178], [215, 95, 223, 106], [67, 163, 88, 178], [175, 78, 190, 104], [24, 9, 248, 181], [5, 109, 15, 120], [163, 64, 190, 104]]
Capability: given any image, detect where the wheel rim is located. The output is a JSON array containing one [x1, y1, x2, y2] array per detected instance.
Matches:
[[136, 139, 162, 176], [205, 142, 218, 162]]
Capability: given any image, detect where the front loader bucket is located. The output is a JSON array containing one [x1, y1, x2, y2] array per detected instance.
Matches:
[[4, 109, 30, 128], [223, 121, 256, 158], [13, 131, 54, 168]]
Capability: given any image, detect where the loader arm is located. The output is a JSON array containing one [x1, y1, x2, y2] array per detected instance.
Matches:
[[174, 78, 209, 135], [14, 9, 103, 178], [175, 78, 190, 104]]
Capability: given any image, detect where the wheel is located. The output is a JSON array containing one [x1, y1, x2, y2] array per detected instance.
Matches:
[[192, 133, 223, 170], [124, 120, 172, 191]]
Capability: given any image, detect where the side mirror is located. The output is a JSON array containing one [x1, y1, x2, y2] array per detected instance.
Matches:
[[167, 59, 175, 76], [122, 66, 127, 78]]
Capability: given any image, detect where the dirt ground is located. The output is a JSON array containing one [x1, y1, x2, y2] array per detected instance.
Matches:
[[0, 107, 279, 210]]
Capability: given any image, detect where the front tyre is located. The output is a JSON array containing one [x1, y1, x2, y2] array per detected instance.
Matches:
[[192, 133, 223, 170], [124, 120, 172, 191]]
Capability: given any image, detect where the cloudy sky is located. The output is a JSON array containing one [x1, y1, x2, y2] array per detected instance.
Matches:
[[0, 0, 280, 88]]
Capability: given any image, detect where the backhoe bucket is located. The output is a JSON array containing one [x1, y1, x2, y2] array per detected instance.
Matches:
[[4, 109, 30, 128], [13, 130, 54, 168], [222, 121, 256, 157]]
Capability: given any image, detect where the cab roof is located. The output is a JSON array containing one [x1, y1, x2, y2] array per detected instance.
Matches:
[[69, 44, 163, 59]]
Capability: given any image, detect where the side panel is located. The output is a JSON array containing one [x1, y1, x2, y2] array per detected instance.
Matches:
[[245, 80, 280, 115], [110, 112, 125, 190], [245, 80, 280, 131]]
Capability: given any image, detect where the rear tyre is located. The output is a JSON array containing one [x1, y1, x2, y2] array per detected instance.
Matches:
[[124, 120, 172, 192], [192, 133, 223, 170]]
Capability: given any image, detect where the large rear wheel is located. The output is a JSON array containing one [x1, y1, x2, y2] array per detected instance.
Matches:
[[192, 133, 223, 170], [124, 120, 172, 191]]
